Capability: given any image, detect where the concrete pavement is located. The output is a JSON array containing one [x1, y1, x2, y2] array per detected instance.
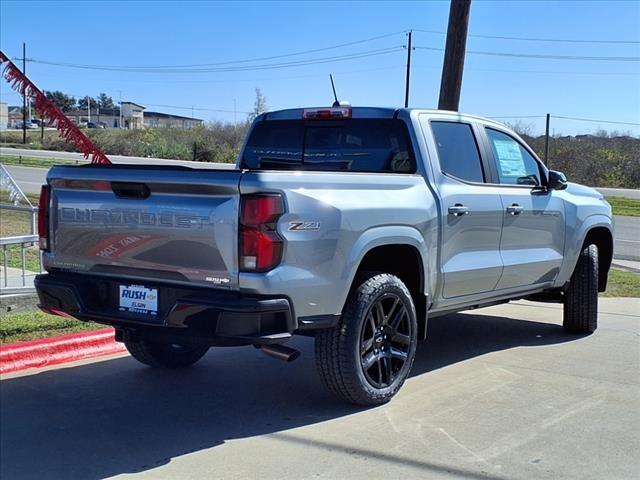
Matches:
[[1, 298, 639, 480], [615, 215, 640, 261]]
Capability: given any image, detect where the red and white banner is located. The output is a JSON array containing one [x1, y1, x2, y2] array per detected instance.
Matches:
[[0, 50, 111, 165]]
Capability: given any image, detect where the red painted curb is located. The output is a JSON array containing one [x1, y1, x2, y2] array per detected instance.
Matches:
[[0, 327, 127, 375]]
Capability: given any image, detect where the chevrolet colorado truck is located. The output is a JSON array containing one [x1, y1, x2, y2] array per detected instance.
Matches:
[[35, 107, 614, 405]]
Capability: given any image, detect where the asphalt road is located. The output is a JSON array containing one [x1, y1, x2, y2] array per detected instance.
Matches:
[[615, 215, 640, 261], [3, 165, 46, 195], [0, 146, 233, 170], [1, 299, 638, 480]]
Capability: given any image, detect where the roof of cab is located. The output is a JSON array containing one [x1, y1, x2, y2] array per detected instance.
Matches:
[[260, 106, 507, 129], [262, 106, 397, 120]]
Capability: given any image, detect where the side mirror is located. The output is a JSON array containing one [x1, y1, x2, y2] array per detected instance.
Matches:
[[547, 170, 568, 190]]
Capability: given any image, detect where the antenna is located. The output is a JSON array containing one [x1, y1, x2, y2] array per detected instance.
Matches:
[[330, 74, 340, 107]]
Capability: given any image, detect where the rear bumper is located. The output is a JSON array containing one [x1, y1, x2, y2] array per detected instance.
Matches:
[[35, 272, 295, 346]]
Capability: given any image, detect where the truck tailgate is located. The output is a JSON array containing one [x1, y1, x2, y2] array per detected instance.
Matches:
[[45, 165, 241, 290]]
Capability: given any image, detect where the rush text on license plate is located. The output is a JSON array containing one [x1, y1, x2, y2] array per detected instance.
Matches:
[[119, 285, 158, 316]]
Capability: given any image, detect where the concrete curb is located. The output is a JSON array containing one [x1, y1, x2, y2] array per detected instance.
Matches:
[[612, 260, 640, 274], [0, 328, 126, 375]]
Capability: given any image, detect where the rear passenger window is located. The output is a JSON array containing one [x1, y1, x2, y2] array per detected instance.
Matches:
[[431, 122, 484, 183]]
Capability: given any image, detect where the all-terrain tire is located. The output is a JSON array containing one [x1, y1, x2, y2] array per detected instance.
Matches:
[[563, 244, 598, 334], [125, 339, 209, 368], [315, 272, 418, 406]]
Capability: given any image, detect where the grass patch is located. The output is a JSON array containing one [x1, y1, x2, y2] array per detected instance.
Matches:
[[0, 207, 34, 237], [605, 196, 640, 217], [603, 268, 640, 297], [0, 244, 41, 272], [1, 154, 78, 168], [0, 310, 103, 344]]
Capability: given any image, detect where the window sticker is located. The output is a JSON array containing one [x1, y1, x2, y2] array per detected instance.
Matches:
[[493, 139, 526, 177]]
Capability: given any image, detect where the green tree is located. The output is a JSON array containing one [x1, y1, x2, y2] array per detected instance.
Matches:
[[248, 88, 267, 122], [44, 91, 76, 112], [97, 93, 115, 109], [77, 96, 96, 110]]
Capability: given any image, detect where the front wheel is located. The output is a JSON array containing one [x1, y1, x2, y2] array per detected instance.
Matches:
[[315, 272, 418, 406], [125, 339, 209, 369], [563, 244, 599, 334]]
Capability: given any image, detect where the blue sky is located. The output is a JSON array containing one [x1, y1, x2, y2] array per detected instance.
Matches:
[[1, 0, 639, 135]]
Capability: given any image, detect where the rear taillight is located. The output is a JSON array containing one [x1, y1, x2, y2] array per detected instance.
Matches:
[[38, 185, 50, 251], [239, 194, 284, 272]]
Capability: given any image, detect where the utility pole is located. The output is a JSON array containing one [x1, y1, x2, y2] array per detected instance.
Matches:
[[438, 0, 472, 111], [404, 30, 412, 108], [22, 42, 26, 144], [87, 97, 91, 123], [119, 90, 122, 129], [233, 98, 237, 124], [544, 113, 551, 168]]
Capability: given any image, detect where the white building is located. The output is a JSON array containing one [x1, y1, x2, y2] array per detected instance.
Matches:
[[120, 102, 145, 129]]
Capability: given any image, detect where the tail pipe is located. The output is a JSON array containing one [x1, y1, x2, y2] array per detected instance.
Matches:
[[260, 344, 300, 362]]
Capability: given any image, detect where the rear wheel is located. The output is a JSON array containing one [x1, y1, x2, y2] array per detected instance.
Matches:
[[563, 244, 598, 334], [125, 339, 209, 368], [315, 272, 418, 406]]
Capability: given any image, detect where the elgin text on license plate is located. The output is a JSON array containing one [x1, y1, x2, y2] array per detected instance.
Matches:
[[119, 285, 158, 315]]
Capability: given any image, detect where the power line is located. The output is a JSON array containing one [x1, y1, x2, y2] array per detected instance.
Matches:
[[459, 66, 640, 76], [552, 115, 640, 126], [25, 46, 404, 73], [489, 114, 640, 126], [24, 31, 408, 70], [415, 45, 640, 62], [142, 102, 251, 115], [489, 115, 546, 119], [413, 29, 640, 45]]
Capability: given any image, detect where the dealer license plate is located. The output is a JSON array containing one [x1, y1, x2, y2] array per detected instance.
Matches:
[[119, 285, 158, 316]]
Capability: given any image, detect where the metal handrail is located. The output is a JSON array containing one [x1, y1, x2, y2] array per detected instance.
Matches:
[[0, 235, 41, 293], [1, 204, 37, 212], [0, 234, 38, 246]]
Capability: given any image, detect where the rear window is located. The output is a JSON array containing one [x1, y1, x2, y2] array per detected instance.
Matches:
[[242, 119, 416, 173]]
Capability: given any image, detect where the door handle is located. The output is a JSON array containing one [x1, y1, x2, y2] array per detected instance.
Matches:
[[506, 204, 524, 215], [448, 204, 469, 216]]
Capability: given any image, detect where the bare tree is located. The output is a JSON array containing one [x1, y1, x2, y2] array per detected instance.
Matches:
[[248, 88, 267, 122]]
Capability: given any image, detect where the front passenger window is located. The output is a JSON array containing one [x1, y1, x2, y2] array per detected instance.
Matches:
[[486, 128, 542, 186]]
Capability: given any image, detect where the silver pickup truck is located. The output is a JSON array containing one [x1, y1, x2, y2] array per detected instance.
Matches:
[[35, 106, 614, 405]]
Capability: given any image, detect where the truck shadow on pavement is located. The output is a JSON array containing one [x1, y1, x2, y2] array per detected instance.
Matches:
[[0, 310, 579, 480]]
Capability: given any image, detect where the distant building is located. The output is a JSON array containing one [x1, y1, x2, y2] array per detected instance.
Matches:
[[0, 102, 7, 130], [7, 106, 23, 128], [67, 108, 110, 128], [144, 111, 203, 129], [64, 102, 201, 130], [121, 102, 145, 129]]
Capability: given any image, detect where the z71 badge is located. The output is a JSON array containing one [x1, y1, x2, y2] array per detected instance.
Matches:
[[288, 221, 320, 231]]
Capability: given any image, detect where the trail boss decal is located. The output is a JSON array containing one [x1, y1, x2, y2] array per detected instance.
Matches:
[[288, 221, 320, 231]]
